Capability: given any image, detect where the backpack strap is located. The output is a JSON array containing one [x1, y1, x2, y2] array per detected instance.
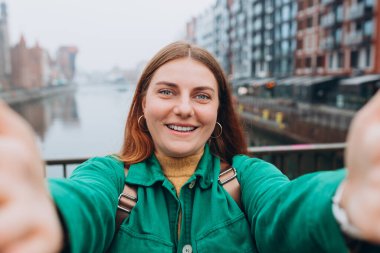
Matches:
[[115, 166, 137, 232], [219, 161, 241, 209], [115, 161, 241, 231]]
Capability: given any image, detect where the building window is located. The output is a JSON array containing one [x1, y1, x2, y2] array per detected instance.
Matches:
[[364, 20, 373, 37], [335, 28, 342, 44], [308, 0, 313, 8], [329, 54, 333, 69], [307, 17, 313, 28], [290, 22, 297, 36], [365, 47, 371, 67], [275, 28, 281, 40], [281, 40, 289, 54], [254, 3, 262, 15], [351, 51, 359, 68], [298, 20, 304, 30], [281, 23, 290, 39], [296, 58, 302, 68], [291, 40, 296, 51], [365, 0, 374, 7], [336, 5, 343, 22], [317, 56, 324, 67], [297, 38, 303, 49], [306, 57, 312, 68], [291, 2, 297, 17], [338, 52, 344, 68], [282, 5, 290, 21]]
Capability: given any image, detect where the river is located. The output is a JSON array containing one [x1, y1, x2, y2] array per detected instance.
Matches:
[[11, 83, 134, 160]]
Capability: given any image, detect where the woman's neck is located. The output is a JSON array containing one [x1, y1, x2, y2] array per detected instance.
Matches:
[[155, 149, 204, 194]]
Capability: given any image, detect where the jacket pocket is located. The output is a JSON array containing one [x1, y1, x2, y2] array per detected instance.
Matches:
[[108, 226, 173, 253], [195, 214, 256, 253]]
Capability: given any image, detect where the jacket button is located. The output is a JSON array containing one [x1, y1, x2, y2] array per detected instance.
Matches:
[[182, 244, 192, 253], [188, 181, 196, 189]]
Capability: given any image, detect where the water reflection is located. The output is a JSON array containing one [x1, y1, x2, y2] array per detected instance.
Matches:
[[12, 94, 79, 141], [11, 84, 134, 160]]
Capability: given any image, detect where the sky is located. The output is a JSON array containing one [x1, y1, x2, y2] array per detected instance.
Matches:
[[5, 0, 215, 72]]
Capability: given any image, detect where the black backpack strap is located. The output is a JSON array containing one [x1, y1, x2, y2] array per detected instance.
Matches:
[[115, 165, 137, 232], [219, 161, 241, 209]]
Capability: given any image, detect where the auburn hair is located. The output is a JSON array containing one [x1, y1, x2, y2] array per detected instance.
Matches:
[[119, 41, 247, 164]]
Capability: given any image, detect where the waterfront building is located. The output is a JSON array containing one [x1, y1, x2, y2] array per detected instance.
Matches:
[[295, 0, 324, 75], [230, 0, 251, 84], [10, 36, 47, 89], [320, 0, 380, 76], [185, 17, 197, 44], [0, 2, 11, 91], [195, 7, 216, 56], [273, 0, 298, 78], [56, 46, 78, 84], [214, 0, 233, 76]]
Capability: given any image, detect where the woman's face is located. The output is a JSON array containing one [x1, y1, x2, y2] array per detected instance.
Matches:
[[142, 57, 219, 158]]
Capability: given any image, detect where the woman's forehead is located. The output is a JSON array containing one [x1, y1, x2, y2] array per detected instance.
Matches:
[[149, 58, 218, 90]]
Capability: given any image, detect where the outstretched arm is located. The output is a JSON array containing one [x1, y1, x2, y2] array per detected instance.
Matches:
[[0, 101, 63, 253], [340, 90, 380, 243]]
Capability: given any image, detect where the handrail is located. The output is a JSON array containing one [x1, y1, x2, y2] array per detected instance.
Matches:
[[45, 143, 346, 179]]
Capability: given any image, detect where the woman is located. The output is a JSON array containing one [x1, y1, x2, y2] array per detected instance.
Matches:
[[0, 41, 380, 253]]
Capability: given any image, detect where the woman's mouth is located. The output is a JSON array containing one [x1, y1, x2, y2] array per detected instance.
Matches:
[[166, 124, 197, 132]]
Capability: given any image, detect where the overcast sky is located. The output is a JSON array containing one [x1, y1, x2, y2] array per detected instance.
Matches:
[[6, 0, 215, 71]]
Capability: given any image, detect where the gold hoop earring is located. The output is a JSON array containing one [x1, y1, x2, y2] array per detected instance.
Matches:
[[211, 122, 222, 138], [138, 115, 149, 132]]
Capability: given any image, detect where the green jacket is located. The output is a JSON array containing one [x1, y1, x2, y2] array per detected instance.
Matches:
[[49, 145, 348, 253]]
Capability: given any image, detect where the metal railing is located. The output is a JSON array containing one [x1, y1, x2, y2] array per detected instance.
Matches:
[[45, 143, 345, 179]]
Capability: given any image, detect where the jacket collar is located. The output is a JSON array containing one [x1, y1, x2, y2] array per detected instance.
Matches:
[[125, 144, 217, 189]]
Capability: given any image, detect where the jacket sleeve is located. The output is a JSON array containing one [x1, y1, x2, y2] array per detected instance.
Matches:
[[48, 156, 125, 253], [234, 155, 348, 253]]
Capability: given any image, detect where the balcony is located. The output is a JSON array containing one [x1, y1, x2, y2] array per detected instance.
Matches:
[[45, 143, 345, 179], [344, 31, 363, 46], [347, 3, 365, 20], [320, 12, 335, 27]]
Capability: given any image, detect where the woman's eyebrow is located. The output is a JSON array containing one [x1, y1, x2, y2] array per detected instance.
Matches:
[[155, 81, 178, 87], [193, 86, 216, 93]]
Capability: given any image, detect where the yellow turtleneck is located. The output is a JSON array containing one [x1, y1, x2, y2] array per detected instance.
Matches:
[[155, 149, 204, 195]]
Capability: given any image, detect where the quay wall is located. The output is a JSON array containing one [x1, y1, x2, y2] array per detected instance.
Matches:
[[0, 84, 76, 105], [238, 96, 356, 143]]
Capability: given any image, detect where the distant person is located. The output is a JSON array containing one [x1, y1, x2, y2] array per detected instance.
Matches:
[[1, 41, 380, 253]]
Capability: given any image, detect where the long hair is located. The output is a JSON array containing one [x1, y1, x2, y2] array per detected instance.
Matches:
[[119, 41, 247, 164]]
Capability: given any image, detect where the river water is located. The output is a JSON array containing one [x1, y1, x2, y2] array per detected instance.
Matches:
[[11, 84, 134, 161]]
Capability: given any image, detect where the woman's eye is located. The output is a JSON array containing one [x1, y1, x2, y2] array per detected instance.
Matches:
[[195, 94, 211, 100], [159, 89, 173, 96]]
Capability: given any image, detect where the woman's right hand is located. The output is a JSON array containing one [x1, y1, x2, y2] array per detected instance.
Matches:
[[0, 101, 64, 253]]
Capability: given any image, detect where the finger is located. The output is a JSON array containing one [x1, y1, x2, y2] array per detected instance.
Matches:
[[0, 204, 34, 248], [0, 138, 45, 183], [0, 102, 44, 179], [0, 101, 38, 154]]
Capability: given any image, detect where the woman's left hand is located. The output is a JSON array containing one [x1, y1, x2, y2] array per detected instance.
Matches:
[[341, 90, 380, 243]]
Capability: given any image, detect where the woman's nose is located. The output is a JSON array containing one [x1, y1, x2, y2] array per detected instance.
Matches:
[[173, 98, 194, 117]]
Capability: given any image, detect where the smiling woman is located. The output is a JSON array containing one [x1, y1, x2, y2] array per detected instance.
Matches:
[[1, 41, 380, 253]]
